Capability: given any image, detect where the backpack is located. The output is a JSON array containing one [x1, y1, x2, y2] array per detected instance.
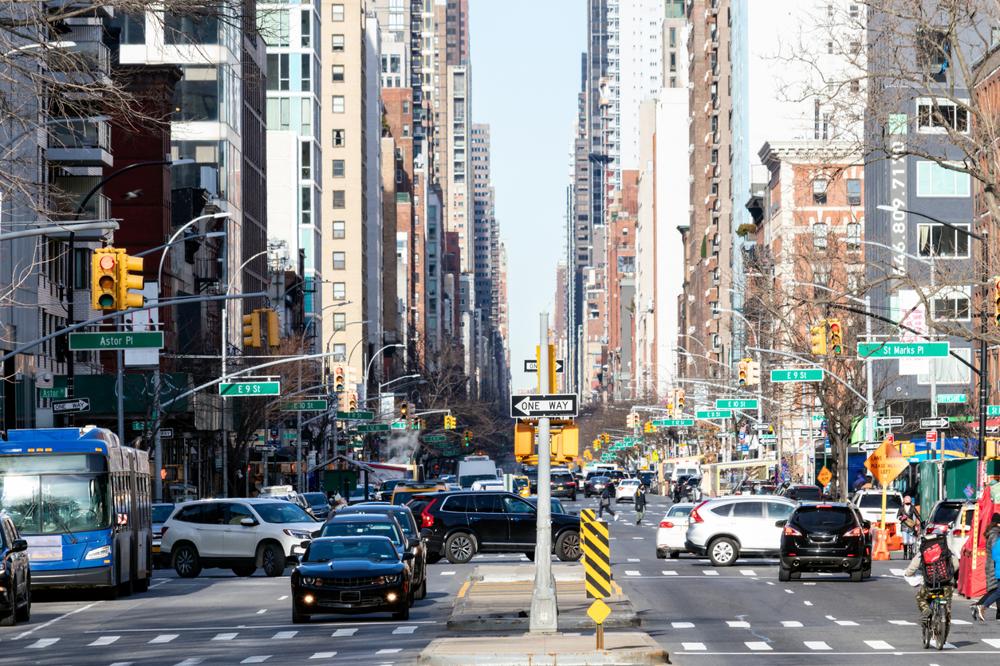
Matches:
[[920, 538, 955, 589]]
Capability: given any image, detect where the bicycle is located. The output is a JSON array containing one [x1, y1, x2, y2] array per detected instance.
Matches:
[[922, 588, 951, 650]]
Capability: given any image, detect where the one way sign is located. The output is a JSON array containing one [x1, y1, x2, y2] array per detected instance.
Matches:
[[524, 359, 565, 373], [510, 394, 578, 419], [52, 398, 91, 414]]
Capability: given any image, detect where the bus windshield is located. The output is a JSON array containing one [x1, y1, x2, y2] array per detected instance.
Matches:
[[0, 473, 111, 535]]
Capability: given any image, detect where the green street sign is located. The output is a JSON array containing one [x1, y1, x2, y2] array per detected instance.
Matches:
[[357, 423, 390, 433], [812, 414, 825, 423], [624, 437, 636, 445], [131, 421, 150, 432], [283, 399, 329, 411], [218, 381, 281, 397], [760, 434, 777, 441], [390, 421, 408, 430], [39, 387, 66, 399], [949, 415, 974, 423], [716, 398, 759, 410], [696, 409, 733, 420], [652, 418, 695, 427], [423, 434, 448, 443], [770, 368, 824, 383], [989, 405, 1000, 417], [337, 410, 374, 420], [857, 341, 950, 359], [283, 431, 298, 440], [936, 394, 967, 404], [69, 331, 164, 351]]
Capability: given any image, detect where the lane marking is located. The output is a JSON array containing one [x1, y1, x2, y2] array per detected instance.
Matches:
[[213, 633, 238, 641], [765, 581, 775, 586], [440, 571, 456, 576], [702, 570, 719, 576], [278, 595, 288, 601], [746, 641, 771, 651], [805, 641, 831, 650], [241, 658, 271, 664], [803, 582, 816, 586], [256, 609, 267, 615], [784, 589, 794, 594], [661, 570, 678, 576], [376, 648, 402, 654], [310, 653, 337, 660], [174, 660, 204, 666], [781, 621, 803, 628], [89, 635, 120, 646], [727, 620, 750, 628], [890, 568, 905, 576], [27, 638, 60, 649], [272, 631, 297, 639], [333, 628, 358, 637], [889, 620, 916, 626], [952, 618, 972, 625], [835, 620, 858, 626], [671, 622, 695, 628], [149, 634, 178, 644], [632, 536, 645, 540], [628, 558, 640, 562], [983, 638, 1000, 648], [740, 570, 757, 576], [625, 570, 641, 576], [681, 642, 707, 651], [109, 663, 134, 666], [803, 601, 813, 606], [14, 601, 101, 640], [457, 581, 471, 598], [824, 615, 836, 621], [865, 640, 894, 650], [392, 626, 417, 635]]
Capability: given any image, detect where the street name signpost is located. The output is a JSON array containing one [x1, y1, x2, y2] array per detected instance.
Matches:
[[856, 341, 950, 359], [510, 393, 578, 418], [69, 331, 164, 350], [652, 418, 694, 427], [39, 387, 66, 399], [878, 416, 904, 428], [357, 423, 390, 433], [715, 398, 759, 410], [754, 423, 772, 432], [337, 410, 374, 420], [937, 393, 967, 404], [423, 434, 448, 444], [770, 368, 824, 382], [218, 381, 280, 397], [696, 409, 732, 420], [52, 398, 90, 414], [283, 399, 329, 412], [523, 359, 565, 373], [760, 433, 777, 442], [390, 421, 408, 430], [919, 417, 950, 429]]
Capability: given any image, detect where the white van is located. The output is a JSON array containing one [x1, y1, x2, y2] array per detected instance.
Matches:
[[457, 455, 499, 488]]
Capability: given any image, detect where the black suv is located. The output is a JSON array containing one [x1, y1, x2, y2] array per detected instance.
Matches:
[[778, 502, 871, 582], [525, 470, 577, 500], [413, 491, 581, 564], [0, 511, 30, 626]]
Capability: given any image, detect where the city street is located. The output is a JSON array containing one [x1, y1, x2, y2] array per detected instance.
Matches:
[[5, 494, 1000, 665]]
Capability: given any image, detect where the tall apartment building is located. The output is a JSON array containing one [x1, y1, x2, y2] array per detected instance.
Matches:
[[567, 53, 591, 398], [471, 125, 494, 327]]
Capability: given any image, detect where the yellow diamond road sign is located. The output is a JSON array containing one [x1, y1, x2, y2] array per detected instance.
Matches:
[[817, 466, 832, 487], [587, 599, 611, 625]]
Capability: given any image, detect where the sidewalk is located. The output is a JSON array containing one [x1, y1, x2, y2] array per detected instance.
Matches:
[[417, 632, 669, 665]]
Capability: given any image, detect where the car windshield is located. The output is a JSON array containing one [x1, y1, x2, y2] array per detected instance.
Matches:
[[668, 505, 693, 517], [590, 476, 609, 484], [929, 503, 961, 525], [346, 509, 415, 536], [321, 520, 401, 545], [459, 474, 497, 488], [302, 493, 328, 508], [253, 502, 315, 524], [152, 504, 174, 523], [793, 506, 856, 531], [305, 539, 398, 563], [857, 494, 902, 510]]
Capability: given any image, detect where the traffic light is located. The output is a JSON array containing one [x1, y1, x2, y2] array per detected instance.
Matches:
[[444, 414, 456, 430], [677, 389, 685, 410], [266, 309, 280, 348], [515, 422, 534, 460], [348, 391, 358, 410], [746, 361, 761, 386], [993, 277, 1000, 326], [828, 318, 843, 355], [666, 401, 674, 417], [334, 366, 346, 393], [400, 402, 408, 420], [738, 358, 749, 387], [91, 248, 118, 310], [644, 421, 653, 434], [809, 322, 827, 355], [117, 252, 144, 309], [463, 430, 472, 447], [242, 310, 262, 348]]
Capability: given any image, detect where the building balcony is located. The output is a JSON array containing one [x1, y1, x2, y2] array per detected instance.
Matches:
[[47, 118, 112, 166]]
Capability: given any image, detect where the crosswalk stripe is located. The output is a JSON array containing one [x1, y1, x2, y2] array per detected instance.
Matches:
[[392, 626, 417, 634], [625, 570, 641, 576], [835, 620, 858, 626], [746, 641, 771, 651], [271, 631, 297, 640], [739, 569, 756, 576], [332, 628, 358, 637], [213, 633, 238, 641], [890, 568, 905, 576], [241, 657, 271, 664], [671, 622, 695, 628], [150, 634, 178, 644], [889, 620, 916, 626], [627, 558, 640, 562], [681, 642, 706, 651], [702, 570, 719, 576], [952, 618, 972, 625], [173, 660, 204, 666], [727, 620, 750, 628], [865, 640, 894, 650], [440, 571, 456, 576], [983, 638, 1000, 648], [27, 639, 60, 649], [804, 641, 831, 650], [661, 570, 678, 576], [376, 648, 402, 654], [310, 653, 337, 660], [781, 621, 803, 628], [109, 662, 133, 666], [89, 636, 120, 646]]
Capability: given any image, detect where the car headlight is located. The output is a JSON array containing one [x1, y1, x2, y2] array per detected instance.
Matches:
[[283, 529, 313, 540], [374, 574, 400, 585], [300, 577, 318, 587], [85, 545, 111, 560]]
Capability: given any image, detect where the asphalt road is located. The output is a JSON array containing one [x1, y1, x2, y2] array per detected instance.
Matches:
[[5, 493, 1000, 665]]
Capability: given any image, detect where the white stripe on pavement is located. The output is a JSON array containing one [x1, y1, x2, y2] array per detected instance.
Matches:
[[745, 641, 771, 651], [803, 601, 813, 606], [804, 641, 831, 650], [890, 568, 905, 576], [271, 631, 297, 640], [952, 618, 973, 625], [89, 636, 120, 646], [835, 620, 858, 626], [671, 622, 695, 628], [27, 638, 59, 649], [213, 633, 238, 641], [661, 570, 678, 576], [681, 642, 707, 651], [889, 620, 916, 626], [310, 654, 337, 660], [727, 621, 750, 628], [627, 558, 640, 562], [392, 626, 418, 634], [376, 649, 402, 655], [149, 634, 178, 644], [784, 589, 794, 594], [781, 621, 803, 628], [174, 660, 204, 666], [333, 628, 358, 637], [983, 639, 1000, 648], [865, 640, 894, 650], [440, 571, 456, 576], [703, 570, 719, 576], [241, 657, 271, 664], [740, 569, 756, 576], [625, 570, 641, 576]]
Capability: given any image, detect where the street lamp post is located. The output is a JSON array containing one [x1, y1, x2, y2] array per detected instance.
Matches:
[[363, 344, 405, 403]]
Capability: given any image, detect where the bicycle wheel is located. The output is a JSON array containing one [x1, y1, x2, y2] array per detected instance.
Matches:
[[933, 607, 948, 650], [921, 617, 931, 649]]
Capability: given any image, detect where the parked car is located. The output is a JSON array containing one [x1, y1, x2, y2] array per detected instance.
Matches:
[[290, 536, 414, 623], [616, 478, 642, 503], [162, 498, 319, 578], [925, 499, 975, 556], [550, 470, 578, 501], [471, 479, 505, 492], [673, 476, 703, 503], [638, 471, 657, 493], [152, 502, 175, 566], [414, 491, 581, 564], [585, 475, 610, 498], [779, 485, 824, 502], [376, 479, 409, 502], [334, 503, 428, 600], [778, 502, 871, 582], [852, 489, 903, 529], [656, 503, 694, 559], [525, 497, 569, 515], [392, 481, 448, 506], [685, 496, 797, 566], [298, 492, 332, 521], [0, 511, 31, 626]]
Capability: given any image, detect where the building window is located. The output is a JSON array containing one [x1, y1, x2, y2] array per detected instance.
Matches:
[[332, 4, 344, 21], [301, 9, 311, 47], [332, 343, 346, 361], [333, 313, 347, 331], [332, 221, 345, 239], [301, 142, 311, 179], [932, 289, 971, 321], [917, 98, 969, 133], [814, 267, 830, 288], [332, 129, 345, 147], [333, 252, 346, 269], [813, 223, 829, 249], [846, 222, 861, 248], [332, 159, 345, 177], [917, 223, 970, 258], [812, 179, 828, 205], [711, 334, 720, 349], [332, 95, 345, 113], [333, 190, 346, 208], [301, 54, 311, 91], [300, 187, 311, 225], [916, 161, 971, 197], [333, 282, 346, 299], [332, 34, 345, 51], [846, 178, 862, 205], [332, 64, 345, 82]]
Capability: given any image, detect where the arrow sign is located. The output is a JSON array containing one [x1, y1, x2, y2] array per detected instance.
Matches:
[[523, 359, 565, 373], [753, 424, 772, 432], [52, 398, 91, 414], [878, 416, 904, 427], [919, 417, 950, 429], [510, 394, 578, 418]]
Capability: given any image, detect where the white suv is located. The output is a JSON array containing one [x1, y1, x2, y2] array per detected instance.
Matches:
[[685, 496, 796, 566], [161, 499, 319, 578]]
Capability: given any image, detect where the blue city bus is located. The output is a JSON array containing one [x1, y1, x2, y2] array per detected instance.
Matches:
[[0, 426, 152, 595]]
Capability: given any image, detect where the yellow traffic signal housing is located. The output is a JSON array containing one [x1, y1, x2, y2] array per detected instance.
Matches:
[[400, 402, 408, 419], [828, 318, 844, 355], [809, 323, 828, 355], [334, 366, 346, 393], [552, 424, 579, 462], [746, 361, 761, 386], [514, 422, 534, 460], [644, 421, 653, 434], [738, 358, 749, 387], [242, 311, 262, 348], [677, 389, 685, 410], [266, 309, 280, 348], [91, 248, 119, 310], [348, 391, 358, 410], [117, 253, 144, 309]]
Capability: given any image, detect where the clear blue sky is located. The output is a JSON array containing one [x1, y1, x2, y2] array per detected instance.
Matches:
[[470, 0, 585, 392]]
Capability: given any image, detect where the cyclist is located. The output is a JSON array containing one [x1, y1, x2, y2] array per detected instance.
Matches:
[[903, 532, 959, 625]]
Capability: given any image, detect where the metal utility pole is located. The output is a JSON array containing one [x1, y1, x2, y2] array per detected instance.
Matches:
[[530, 312, 558, 634]]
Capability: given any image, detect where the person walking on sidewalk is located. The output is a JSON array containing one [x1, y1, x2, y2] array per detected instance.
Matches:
[[598, 481, 617, 520], [972, 513, 1000, 622], [635, 484, 647, 525]]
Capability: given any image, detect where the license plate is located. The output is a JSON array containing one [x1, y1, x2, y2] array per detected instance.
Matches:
[[152, 545, 161, 553], [341, 591, 361, 602]]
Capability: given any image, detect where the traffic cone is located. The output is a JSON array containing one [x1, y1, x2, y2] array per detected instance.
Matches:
[[872, 526, 891, 561]]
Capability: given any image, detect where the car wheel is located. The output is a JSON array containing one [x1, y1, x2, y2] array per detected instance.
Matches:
[[232, 564, 256, 577], [15, 581, 30, 623], [173, 544, 202, 578], [556, 531, 582, 562], [392, 603, 410, 621], [863, 567, 872, 580], [850, 569, 863, 583], [292, 607, 309, 624], [778, 565, 791, 582], [707, 537, 739, 567], [444, 533, 476, 564], [0, 589, 16, 626], [426, 552, 443, 565], [260, 543, 285, 577], [669, 550, 680, 560], [134, 574, 150, 593]]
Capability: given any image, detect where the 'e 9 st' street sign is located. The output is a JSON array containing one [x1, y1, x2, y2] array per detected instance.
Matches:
[[770, 368, 824, 383], [219, 381, 281, 397]]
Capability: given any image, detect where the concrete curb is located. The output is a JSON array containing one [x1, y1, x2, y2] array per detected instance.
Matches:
[[417, 631, 670, 665]]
